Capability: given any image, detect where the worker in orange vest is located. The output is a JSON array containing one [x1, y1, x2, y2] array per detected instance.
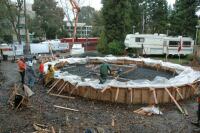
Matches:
[[17, 56, 26, 85], [191, 95, 200, 127], [38, 60, 45, 86]]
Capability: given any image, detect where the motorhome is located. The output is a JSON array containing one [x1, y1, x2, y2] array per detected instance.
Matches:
[[124, 33, 194, 55]]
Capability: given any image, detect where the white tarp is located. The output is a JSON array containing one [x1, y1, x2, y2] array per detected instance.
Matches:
[[44, 56, 200, 89], [30, 43, 50, 54]]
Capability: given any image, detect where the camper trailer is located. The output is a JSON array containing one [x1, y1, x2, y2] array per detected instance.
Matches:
[[124, 33, 194, 55]]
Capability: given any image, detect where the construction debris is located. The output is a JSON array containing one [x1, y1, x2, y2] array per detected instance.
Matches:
[[134, 106, 163, 116], [54, 105, 79, 112]]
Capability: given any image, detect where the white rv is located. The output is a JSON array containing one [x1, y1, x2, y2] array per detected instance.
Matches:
[[124, 33, 194, 55]]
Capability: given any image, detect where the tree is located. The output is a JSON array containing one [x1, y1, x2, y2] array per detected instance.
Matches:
[[32, 0, 64, 39], [169, 0, 198, 37], [129, 0, 142, 33], [78, 6, 95, 25], [102, 0, 132, 43], [0, 0, 23, 44], [91, 10, 104, 37]]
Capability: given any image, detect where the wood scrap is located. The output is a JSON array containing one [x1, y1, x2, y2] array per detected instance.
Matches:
[[51, 126, 56, 133], [33, 123, 50, 132], [54, 105, 79, 112], [165, 88, 184, 114], [49, 93, 75, 99]]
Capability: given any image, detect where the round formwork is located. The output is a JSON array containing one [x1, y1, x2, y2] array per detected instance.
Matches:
[[46, 57, 200, 105]]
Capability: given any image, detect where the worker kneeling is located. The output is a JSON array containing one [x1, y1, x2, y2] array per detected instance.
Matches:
[[99, 62, 111, 84]]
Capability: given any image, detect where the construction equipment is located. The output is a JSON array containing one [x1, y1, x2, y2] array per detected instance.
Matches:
[[69, 0, 80, 44]]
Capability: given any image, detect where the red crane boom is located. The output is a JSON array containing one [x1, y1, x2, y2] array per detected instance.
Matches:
[[69, 0, 80, 44]]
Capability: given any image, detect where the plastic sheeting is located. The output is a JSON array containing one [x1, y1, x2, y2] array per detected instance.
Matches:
[[44, 56, 200, 89]]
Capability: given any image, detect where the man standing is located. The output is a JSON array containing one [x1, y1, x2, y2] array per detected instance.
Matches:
[[38, 60, 45, 86], [191, 94, 200, 127], [17, 56, 26, 85], [99, 62, 111, 84]]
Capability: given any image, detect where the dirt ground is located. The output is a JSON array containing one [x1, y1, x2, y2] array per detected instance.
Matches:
[[0, 60, 200, 133]]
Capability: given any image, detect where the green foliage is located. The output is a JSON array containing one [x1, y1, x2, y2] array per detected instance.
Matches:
[[91, 11, 104, 37], [169, 0, 198, 37], [102, 0, 132, 43], [97, 31, 109, 54], [78, 6, 95, 25], [108, 40, 124, 55], [32, 0, 64, 39]]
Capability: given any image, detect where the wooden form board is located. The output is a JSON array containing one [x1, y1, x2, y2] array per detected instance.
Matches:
[[49, 79, 199, 104]]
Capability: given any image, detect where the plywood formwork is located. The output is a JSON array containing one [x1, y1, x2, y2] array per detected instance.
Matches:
[[48, 79, 199, 104], [46, 58, 200, 105]]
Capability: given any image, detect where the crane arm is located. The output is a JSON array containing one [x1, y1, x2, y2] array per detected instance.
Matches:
[[69, 0, 80, 44]]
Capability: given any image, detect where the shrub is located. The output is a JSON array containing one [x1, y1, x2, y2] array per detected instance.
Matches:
[[97, 31, 109, 54], [108, 40, 124, 55]]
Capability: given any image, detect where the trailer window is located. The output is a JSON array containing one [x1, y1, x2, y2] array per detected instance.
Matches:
[[183, 41, 191, 47], [135, 37, 145, 42], [169, 41, 179, 47]]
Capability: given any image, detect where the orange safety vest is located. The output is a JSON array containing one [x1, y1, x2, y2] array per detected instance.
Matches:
[[17, 60, 26, 72]]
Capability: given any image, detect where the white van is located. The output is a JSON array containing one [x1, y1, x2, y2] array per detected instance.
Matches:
[[70, 44, 84, 55]]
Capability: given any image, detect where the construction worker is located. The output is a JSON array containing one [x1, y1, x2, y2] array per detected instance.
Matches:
[[26, 60, 36, 89], [191, 94, 200, 127], [17, 56, 26, 85], [38, 60, 45, 86], [45, 64, 55, 85], [99, 62, 111, 84]]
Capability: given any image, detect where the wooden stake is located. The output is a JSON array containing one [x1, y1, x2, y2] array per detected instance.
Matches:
[[129, 88, 133, 103], [165, 88, 184, 113], [47, 79, 61, 94], [49, 93, 75, 99], [57, 82, 66, 92], [101, 86, 110, 93], [16, 96, 24, 110], [51, 126, 56, 133], [173, 86, 184, 100], [150, 88, 158, 104], [115, 88, 119, 102], [58, 83, 68, 95], [54, 105, 79, 112]]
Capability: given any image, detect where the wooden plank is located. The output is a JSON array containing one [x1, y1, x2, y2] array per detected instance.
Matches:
[[49, 93, 75, 99], [54, 105, 79, 112], [165, 88, 184, 114], [57, 81, 66, 92], [173, 86, 184, 100], [58, 83, 68, 95], [115, 88, 119, 102], [47, 79, 61, 94]]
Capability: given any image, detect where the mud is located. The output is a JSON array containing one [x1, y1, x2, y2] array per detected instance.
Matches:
[[0, 61, 199, 133]]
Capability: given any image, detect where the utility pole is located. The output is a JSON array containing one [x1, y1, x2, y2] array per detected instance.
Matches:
[[24, 0, 29, 55]]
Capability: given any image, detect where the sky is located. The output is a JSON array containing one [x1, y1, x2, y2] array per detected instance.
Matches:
[[24, 0, 176, 11]]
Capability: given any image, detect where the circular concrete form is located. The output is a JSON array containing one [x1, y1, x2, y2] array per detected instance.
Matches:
[[45, 57, 200, 104]]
